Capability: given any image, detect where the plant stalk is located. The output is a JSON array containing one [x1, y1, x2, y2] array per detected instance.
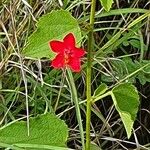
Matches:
[[86, 0, 96, 150], [66, 69, 85, 150]]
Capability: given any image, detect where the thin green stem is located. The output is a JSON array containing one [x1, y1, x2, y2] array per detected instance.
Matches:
[[66, 69, 85, 150], [86, 0, 96, 150], [93, 91, 112, 103]]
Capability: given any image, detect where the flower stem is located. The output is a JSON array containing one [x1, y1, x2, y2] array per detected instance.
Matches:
[[66, 68, 85, 150], [86, 0, 96, 150]]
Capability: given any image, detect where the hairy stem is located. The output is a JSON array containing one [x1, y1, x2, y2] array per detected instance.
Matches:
[[86, 0, 96, 150]]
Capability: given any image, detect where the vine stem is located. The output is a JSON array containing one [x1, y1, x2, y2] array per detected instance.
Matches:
[[86, 0, 96, 149]]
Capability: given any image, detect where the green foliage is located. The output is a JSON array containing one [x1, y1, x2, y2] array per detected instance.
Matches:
[[96, 28, 138, 56], [0, 113, 68, 149], [111, 83, 140, 138], [62, 0, 70, 8], [1, 0, 150, 149], [123, 38, 147, 51], [22, 10, 81, 59], [99, 0, 113, 12], [96, 12, 149, 57], [93, 83, 108, 97], [101, 57, 150, 85], [90, 142, 102, 150], [127, 11, 150, 28]]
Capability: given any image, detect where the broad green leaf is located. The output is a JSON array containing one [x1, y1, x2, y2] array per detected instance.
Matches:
[[93, 83, 108, 97], [0, 113, 68, 149], [99, 0, 113, 12], [111, 83, 140, 138], [23, 10, 81, 59]]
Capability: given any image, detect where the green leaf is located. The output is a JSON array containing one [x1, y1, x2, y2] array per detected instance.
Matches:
[[96, 31, 122, 56], [22, 10, 81, 59], [101, 57, 150, 85], [93, 83, 108, 97], [99, 0, 113, 12], [135, 60, 150, 85], [90, 142, 102, 150], [15, 144, 71, 150], [128, 11, 150, 28], [0, 113, 68, 149], [111, 83, 140, 138], [122, 40, 129, 46], [129, 39, 140, 48]]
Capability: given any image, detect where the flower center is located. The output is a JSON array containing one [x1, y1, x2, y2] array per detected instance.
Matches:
[[64, 49, 74, 64], [64, 54, 69, 64]]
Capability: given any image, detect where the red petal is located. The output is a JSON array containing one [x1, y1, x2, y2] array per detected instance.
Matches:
[[51, 54, 65, 69], [49, 41, 65, 53], [68, 58, 81, 72], [73, 48, 86, 57], [64, 33, 75, 48]]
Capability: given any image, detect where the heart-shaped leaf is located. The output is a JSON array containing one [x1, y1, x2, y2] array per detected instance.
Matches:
[[0, 113, 68, 149], [111, 83, 140, 138], [22, 10, 81, 59], [99, 0, 114, 12]]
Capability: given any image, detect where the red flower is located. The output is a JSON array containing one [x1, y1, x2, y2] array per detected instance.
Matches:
[[49, 33, 86, 72]]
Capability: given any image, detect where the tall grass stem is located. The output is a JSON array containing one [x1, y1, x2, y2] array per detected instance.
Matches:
[[66, 69, 85, 150]]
